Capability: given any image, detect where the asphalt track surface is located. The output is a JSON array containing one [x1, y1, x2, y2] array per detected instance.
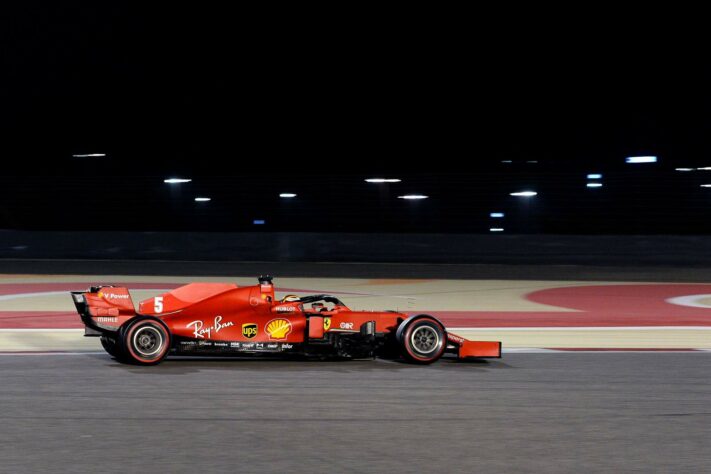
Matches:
[[2, 352, 711, 473]]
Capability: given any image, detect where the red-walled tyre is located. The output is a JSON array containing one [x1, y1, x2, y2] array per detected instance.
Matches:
[[120, 317, 171, 365], [399, 316, 446, 364], [100, 336, 125, 360]]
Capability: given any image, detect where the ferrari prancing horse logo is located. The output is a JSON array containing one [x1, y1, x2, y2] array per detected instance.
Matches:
[[323, 317, 331, 331], [242, 323, 258, 339]]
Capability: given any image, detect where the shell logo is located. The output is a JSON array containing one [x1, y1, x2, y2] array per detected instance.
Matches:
[[265, 318, 292, 340]]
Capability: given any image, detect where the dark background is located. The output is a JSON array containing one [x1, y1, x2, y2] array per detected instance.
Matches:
[[1, 5, 708, 234]]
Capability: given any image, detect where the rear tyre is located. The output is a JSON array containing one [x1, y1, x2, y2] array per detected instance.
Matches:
[[100, 336, 123, 359], [120, 318, 171, 365], [399, 317, 446, 364]]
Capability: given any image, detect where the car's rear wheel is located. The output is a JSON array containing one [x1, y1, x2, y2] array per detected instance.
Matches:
[[120, 318, 171, 365], [100, 336, 123, 359], [399, 317, 446, 364]]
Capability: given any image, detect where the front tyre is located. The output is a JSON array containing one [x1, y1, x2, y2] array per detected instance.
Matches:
[[399, 317, 446, 364], [121, 318, 170, 365]]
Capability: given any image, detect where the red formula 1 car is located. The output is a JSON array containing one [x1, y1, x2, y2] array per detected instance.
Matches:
[[70, 276, 501, 365]]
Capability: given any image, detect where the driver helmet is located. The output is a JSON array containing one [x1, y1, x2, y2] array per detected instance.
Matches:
[[281, 294, 300, 303]]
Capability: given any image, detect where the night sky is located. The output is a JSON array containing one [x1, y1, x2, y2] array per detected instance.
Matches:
[[1, 6, 709, 233]]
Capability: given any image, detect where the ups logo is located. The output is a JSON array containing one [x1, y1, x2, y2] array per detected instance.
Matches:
[[242, 323, 258, 339]]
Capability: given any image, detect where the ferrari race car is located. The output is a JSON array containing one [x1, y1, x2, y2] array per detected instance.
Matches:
[[70, 276, 501, 365]]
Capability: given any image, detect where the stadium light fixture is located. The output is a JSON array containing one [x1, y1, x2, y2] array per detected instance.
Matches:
[[586, 182, 603, 188], [700, 184, 711, 188], [194, 197, 211, 202], [625, 156, 657, 163], [164, 178, 192, 184], [490, 212, 505, 218], [587, 173, 603, 179], [697, 167, 711, 171], [489, 228, 504, 232], [279, 193, 297, 198], [365, 178, 401, 183], [398, 194, 428, 200], [676, 168, 694, 171], [72, 153, 106, 158], [510, 191, 537, 197]]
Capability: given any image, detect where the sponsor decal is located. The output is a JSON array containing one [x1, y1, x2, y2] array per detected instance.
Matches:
[[265, 318, 292, 340], [281, 343, 294, 350], [198, 341, 212, 347], [230, 342, 240, 348], [98, 291, 130, 300], [256, 343, 264, 349], [187, 315, 234, 339], [214, 342, 228, 347], [339, 322, 354, 330], [323, 317, 331, 331], [274, 305, 298, 313], [95, 317, 118, 323], [241, 342, 255, 350], [267, 343, 279, 350], [242, 323, 258, 339], [447, 333, 465, 344], [180, 341, 196, 346]]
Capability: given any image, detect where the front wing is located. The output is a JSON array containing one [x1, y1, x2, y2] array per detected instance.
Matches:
[[446, 332, 501, 359]]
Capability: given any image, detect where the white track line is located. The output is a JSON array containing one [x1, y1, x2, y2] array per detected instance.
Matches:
[[0, 351, 104, 355], [0, 329, 83, 332], [0, 291, 69, 300]]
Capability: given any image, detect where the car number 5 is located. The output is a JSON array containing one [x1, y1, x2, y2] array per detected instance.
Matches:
[[154, 296, 163, 313]]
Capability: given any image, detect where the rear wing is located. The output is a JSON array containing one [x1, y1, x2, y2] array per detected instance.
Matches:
[[71, 286, 136, 336]]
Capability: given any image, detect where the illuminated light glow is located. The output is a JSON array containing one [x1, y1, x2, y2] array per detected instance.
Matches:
[[397, 194, 429, 200], [510, 191, 537, 197], [586, 182, 603, 188], [279, 193, 297, 198], [587, 173, 603, 179], [490, 212, 505, 218], [675, 168, 694, 171], [164, 178, 192, 184], [697, 167, 711, 171], [526, 160, 538, 164], [365, 178, 401, 183], [489, 228, 504, 232], [625, 156, 657, 163], [72, 153, 106, 157], [253, 219, 266, 225], [194, 197, 211, 202], [700, 184, 711, 188], [501, 160, 513, 163]]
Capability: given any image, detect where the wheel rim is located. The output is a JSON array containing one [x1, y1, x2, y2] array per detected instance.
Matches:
[[410, 325, 440, 355], [132, 325, 163, 358]]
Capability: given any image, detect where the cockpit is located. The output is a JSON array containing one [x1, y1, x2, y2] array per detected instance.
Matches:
[[278, 293, 347, 313]]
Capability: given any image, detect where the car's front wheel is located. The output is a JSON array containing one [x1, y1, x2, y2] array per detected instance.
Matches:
[[399, 316, 446, 364], [120, 318, 171, 365]]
